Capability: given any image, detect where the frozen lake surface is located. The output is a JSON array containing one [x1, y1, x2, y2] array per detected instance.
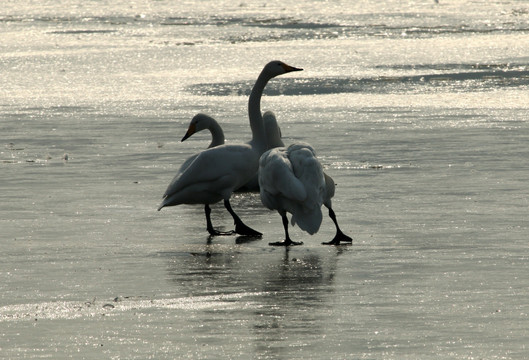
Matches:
[[2, 1, 529, 358]]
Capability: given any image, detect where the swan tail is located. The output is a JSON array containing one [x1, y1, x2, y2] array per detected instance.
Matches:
[[291, 205, 323, 235], [157, 196, 171, 211]]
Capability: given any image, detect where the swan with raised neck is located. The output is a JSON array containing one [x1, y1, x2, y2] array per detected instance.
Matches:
[[248, 61, 302, 155]]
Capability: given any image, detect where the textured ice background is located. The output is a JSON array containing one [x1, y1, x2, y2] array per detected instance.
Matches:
[[2, 1, 529, 358]]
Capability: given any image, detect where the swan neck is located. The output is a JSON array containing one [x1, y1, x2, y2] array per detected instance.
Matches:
[[208, 119, 225, 148], [248, 73, 268, 152]]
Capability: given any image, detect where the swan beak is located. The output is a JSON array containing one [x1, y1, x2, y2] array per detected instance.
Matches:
[[282, 63, 303, 73], [181, 123, 196, 142]]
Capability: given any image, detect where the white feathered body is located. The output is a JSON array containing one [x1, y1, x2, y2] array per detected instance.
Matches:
[[159, 143, 259, 209], [258, 143, 326, 234]]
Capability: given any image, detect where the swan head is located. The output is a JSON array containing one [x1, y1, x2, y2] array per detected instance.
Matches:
[[262, 61, 303, 79], [181, 113, 215, 142]]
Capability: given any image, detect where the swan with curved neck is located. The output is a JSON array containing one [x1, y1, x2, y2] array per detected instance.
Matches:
[[181, 113, 225, 149], [158, 61, 302, 236], [173, 114, 226, 180]]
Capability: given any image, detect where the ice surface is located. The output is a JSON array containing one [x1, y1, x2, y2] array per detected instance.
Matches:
[[2, 1, 529, 359]]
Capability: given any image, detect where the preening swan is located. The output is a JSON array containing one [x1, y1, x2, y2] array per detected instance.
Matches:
[[258, 114, 353, 246], [158, 61, 302, 236], [259, 143, 325, 246]]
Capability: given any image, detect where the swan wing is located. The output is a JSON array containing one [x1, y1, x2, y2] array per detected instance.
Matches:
[[162, 144, 257, 204], [259, 147, 307, 206], [287, 143, 326, 204]]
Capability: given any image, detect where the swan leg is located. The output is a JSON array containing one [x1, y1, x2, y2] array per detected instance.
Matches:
[[322, 207, 353, 245], [269, 213, 303, 246], [223, 199, 262, 237], [205, 204, 234, 236]]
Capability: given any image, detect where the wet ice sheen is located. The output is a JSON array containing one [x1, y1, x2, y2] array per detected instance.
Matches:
[[2, 0, 529, 359]]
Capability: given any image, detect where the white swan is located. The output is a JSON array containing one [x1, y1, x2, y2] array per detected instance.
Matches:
[[158, 61, 302, 236], [177, 113, 232, 234], [258, 115, 353, 246]]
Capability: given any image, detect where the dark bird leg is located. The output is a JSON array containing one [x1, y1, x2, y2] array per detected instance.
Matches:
[[205, 204, 234, 236], [224, 199, 262, 237], [322, 207, 353, 245], [269, 212, 303, 246]]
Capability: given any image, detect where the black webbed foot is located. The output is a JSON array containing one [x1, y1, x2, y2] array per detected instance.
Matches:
[[207, 228, 235, 236], [269, 239, 303, 246], [234, 222, 262, 237], [322, 230, 353, 245]]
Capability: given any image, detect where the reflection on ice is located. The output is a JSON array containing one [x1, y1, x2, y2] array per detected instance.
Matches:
[[160, 244, 350, 356], [162, 244, 348, 301]]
